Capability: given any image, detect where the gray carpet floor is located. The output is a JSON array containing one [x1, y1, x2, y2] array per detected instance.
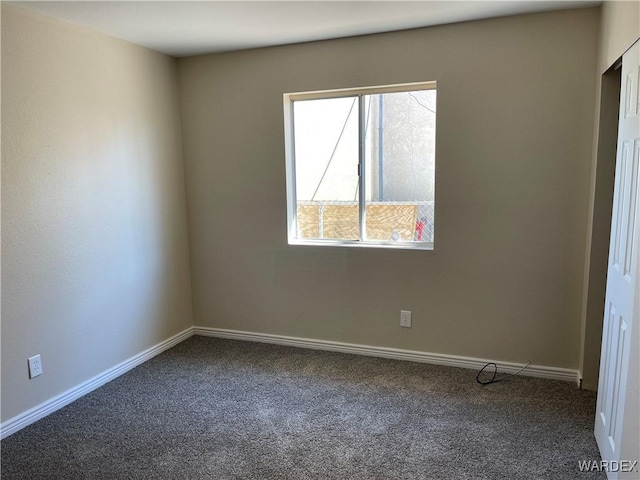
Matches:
[[1, 336, 604, 479]]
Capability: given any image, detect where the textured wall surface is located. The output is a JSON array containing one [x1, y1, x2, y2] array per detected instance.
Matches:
[[179, 8, 599, 370], [580, 68, 620, 391], [599, 0, 640, 73], [1, 5, 193, 422]]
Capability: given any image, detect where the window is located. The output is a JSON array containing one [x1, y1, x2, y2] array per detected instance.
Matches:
[[284, 82, 436, 250]]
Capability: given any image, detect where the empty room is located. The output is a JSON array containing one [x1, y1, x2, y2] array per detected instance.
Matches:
[[1, 1, 639, 479]]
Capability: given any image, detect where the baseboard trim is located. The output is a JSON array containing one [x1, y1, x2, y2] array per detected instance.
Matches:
[[0, 327, 194, 440], [194, 327, 579, 383], [2, 326, 580, 439]]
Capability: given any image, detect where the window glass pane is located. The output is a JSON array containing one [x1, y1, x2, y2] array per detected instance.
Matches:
[[293, 97, 359, 240], [363, 90, 436, 242]]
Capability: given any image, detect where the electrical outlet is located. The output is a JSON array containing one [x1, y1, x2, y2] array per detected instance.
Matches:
[[28, 355, 43, 379], [400, 310, 412, 328]]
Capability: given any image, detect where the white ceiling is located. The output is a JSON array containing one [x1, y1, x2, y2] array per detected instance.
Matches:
[[8, 1, 599, 57]]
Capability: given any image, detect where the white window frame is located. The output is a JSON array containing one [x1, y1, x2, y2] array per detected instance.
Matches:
[[283, 81, 436, 250]]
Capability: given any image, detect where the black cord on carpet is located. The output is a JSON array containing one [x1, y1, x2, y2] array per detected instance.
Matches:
[[476, 360, 531, 385]]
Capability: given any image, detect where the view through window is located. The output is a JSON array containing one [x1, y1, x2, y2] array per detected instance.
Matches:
[[285, 82, 436, 249]]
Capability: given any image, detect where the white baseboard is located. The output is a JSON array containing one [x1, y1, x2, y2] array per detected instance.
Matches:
[[0, 327, 194, 440], [2, 325, 581, 439], [193, 326, 580, 384]]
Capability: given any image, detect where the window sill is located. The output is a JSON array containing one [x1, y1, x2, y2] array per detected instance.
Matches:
[[287, 239, 434, 251]]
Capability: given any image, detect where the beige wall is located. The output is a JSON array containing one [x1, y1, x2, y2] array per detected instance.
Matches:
[[599, 0, 640, 73], [1, 5, 193, 422], [579, 67, 621, 391], [179, 8, 599, 369]]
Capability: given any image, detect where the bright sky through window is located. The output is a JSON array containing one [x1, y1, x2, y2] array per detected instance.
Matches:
[[284, 83, 436, 249]]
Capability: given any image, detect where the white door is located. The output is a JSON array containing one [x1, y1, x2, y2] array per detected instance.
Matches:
[[595, 40, 640, 479]]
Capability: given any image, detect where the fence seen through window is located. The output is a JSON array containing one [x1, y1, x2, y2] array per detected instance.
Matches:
[[285, 83, 436, 249]]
